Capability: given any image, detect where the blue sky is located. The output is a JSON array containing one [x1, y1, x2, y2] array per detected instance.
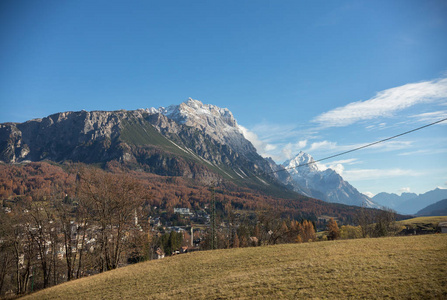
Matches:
[[1, 0, 446, 196]]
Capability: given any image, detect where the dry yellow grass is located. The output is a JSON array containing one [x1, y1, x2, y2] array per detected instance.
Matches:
[[24, 235, 447, 299]]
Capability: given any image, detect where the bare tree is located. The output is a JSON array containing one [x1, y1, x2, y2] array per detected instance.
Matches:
[[0, 210, 14, 296], [53, 193, 89, 281], [26, 203, 53, 289], [258, 211, 288, 245], [356, 206, 397, 238], [373, 208, 397, 237], [356, 205, 373, 238], [77, 167, 148, 271], [9, 209, 33, 295]]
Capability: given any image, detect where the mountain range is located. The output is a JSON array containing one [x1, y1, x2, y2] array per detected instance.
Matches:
[[0, 98, 403, 209], [372, 188, 447, 215]]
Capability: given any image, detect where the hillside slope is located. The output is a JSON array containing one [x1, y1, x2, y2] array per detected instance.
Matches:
[[417, 199, 447, 216], [24, 235, 447, 299]]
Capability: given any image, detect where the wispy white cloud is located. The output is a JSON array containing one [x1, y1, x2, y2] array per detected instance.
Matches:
[[315, 158, 360, 176], [307, 140, 338, 152], [398, 147, 447, 156], [343, 168, 421, 181], [363, 191, 375, 198], [249, 123, 312, 144], [239, 125, 277, 157], [326, 163, 344, 175], [369, 140, 413, 152], [282, 140, 308, 160], [313, 78, 447, 128], [398, 149, 431, 156], [365, 122, 387, 131], [410, 110, 447, 123], [303, 139, 413, 155], [326, 158, 360, 165], [399, 187, 411, 193], [243, 120, 416, 163]]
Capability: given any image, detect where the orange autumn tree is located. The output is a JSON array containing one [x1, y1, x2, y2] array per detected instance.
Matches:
[[327, 218, 340, 240]]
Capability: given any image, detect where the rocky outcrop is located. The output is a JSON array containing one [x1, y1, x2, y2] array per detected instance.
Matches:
[[0, 123, 29, 162]]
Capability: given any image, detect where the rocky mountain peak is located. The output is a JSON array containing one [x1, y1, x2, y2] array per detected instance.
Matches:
[[164, 98, 238, 129], [283, 151, 320, 175], [146, 99, 253, 155]]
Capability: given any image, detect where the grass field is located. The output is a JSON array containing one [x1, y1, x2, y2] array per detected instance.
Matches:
[[398, 216, 447, 226], [24, 235, 447, 299]]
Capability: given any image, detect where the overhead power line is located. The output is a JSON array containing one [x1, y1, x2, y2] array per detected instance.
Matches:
[[245, 117, 447, 179]]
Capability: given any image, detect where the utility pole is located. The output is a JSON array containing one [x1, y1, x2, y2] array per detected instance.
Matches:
[[210, 184, 216, 250]]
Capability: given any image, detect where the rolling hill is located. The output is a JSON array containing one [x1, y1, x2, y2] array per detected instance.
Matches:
[[23, 235, 447, 299]]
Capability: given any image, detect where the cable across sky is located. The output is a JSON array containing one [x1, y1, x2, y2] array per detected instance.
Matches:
[[244, 117, 447, 179]]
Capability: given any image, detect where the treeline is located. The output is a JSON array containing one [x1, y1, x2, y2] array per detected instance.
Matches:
[[0, 161, 372, 224], [200, 210, 318, 250]]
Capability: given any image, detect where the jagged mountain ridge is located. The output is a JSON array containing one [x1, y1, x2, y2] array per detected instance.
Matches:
[[372, 192, 418, 210], [374, 188, 447, 215], [0, 99, 292, 193], [280, 151, 379, 208]]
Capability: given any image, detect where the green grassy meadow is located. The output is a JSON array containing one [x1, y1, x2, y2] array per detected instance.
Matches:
[[24, 235, 447, 299]]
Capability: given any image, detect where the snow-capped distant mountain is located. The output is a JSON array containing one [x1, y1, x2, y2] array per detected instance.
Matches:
[[281, 151, 379, 208]]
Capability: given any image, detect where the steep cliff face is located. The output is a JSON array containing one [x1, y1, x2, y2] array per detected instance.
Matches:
[[0, 123, 29, 162], [0, 110, 128, 163]]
